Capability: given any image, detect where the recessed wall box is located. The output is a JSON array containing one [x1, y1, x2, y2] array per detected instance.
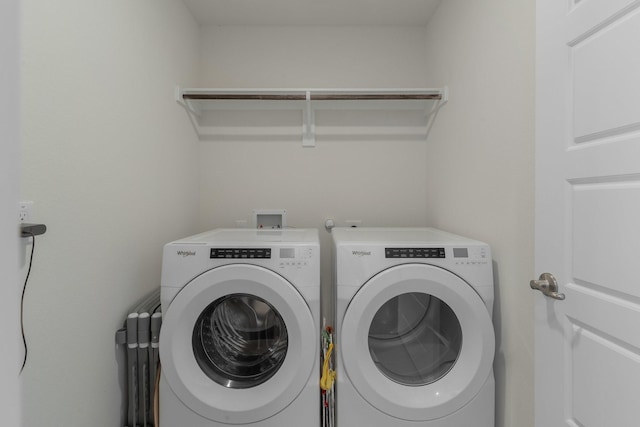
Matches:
[[253, 209, 287, 229]]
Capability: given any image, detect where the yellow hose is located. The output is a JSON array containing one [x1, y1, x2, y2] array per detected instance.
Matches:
[[320, 343, 336, 391]]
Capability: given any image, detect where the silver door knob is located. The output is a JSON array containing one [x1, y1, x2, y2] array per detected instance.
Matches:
[[530, 272, 565, 300]]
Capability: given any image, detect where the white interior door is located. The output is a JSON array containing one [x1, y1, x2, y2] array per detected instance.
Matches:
[[535, 0, 640, 425]]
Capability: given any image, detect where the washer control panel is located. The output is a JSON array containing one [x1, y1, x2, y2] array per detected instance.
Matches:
[[210, 248, 271, 259], [209, 246, 316, 272], [278, 247, 315, 269], [453, 246, 490, 266]]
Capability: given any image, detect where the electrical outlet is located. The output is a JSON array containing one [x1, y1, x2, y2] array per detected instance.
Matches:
[[18, 201, 33, 223]]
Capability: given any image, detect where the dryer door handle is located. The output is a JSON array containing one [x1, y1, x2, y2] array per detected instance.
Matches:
[[530, 273, 565, 300]]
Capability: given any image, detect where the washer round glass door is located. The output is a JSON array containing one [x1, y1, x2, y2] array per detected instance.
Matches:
[[340, 264, 494, 421], [192, 293, 288, 389], [160, 264, 317, 424]]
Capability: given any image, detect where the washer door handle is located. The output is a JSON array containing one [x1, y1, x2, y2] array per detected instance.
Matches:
[[530, 273, 565, 300]]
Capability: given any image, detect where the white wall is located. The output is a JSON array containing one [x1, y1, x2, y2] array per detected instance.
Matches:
[[422, 1, 535, 426], [20, 1, 200, 426], [197, 26, 434, 316], [19, 4, 536, 426], [199, 26, 431, 88], [1, 0, 22, 424]]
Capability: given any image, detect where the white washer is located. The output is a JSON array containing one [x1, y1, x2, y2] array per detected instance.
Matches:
[[333, 227, 494, 427], [159, 229, 320, 427]]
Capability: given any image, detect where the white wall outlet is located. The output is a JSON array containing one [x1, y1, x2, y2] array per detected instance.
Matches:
[[18, 201, 33, 223]]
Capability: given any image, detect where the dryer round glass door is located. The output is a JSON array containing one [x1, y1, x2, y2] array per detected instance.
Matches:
[[368, 292, 462, 386], [340, 264, 494, 422], [160, 264, 317, 425]]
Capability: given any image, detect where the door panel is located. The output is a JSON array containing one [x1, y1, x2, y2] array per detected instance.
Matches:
[[570, 324, 640, 426], [566, 286, 640, 355], [535, 0, 640, 425], [572, 181, 640, 295], [572, 6, 640, 141], [566, 0, 640, 41]]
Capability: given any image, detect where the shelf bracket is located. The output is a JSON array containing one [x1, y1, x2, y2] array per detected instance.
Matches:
[[426, 86, 448, 118], [175, 85, 202, 117], [424, 86, 448, 138], [302, 90, 316, 148]]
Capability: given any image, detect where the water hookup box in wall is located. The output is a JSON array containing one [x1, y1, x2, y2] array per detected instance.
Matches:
[[253, 209, 287, 229]]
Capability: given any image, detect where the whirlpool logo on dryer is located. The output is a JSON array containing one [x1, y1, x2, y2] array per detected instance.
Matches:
[[352, 250, 372, 257], [177, 250, 196, 257]]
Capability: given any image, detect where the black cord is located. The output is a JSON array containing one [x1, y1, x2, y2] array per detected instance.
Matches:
[[20, 232, 36, 374]]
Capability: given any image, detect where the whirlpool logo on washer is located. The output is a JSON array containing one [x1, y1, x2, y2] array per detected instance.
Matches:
[[177, 250, 196, 257], [352, 250, 372, 257]]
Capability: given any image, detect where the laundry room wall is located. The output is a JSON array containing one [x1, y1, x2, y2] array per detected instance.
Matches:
[[421, 1, 535, 427], [1, 0, 22, 424], [196, 25, 434, 320], [18, 2, 537, 426], [20, 1, 200, 426]]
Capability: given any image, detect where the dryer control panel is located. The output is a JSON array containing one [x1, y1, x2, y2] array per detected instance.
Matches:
[[385, 248, 445, 258], [383, 246, 489, 265]]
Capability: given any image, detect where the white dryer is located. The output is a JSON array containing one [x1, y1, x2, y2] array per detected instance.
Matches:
[[159, 229, 320, 427], [333, 227, 494, 427]]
